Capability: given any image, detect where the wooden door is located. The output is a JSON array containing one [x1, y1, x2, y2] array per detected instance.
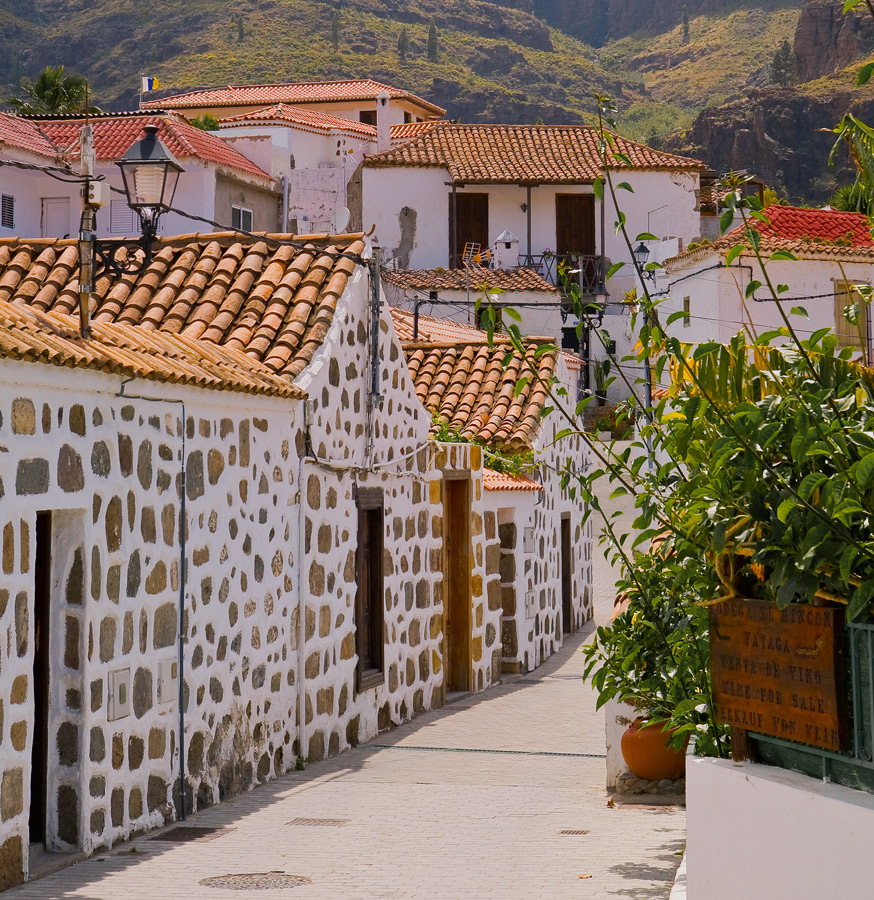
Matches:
[[451, 193, 489, 267], [444, 479, 471, 692], [561, 515, 573, 635], [30, 512, 51, 845], [555, 194, 595, 255]]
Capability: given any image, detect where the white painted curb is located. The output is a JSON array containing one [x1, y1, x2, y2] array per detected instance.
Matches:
[[669, 853, 687, 900]]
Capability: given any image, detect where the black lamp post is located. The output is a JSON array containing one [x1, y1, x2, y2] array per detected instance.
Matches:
[[77, 123, 184, 339], [116, 124, 183, 247]]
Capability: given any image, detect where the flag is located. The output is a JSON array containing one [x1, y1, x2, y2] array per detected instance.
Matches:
[[141, 76, 160, 92]]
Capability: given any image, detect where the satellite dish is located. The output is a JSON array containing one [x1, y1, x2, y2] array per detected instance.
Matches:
[[332, 207, 351, 234]]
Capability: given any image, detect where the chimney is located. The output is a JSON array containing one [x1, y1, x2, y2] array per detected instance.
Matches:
[[376, 90, 391, 153], [493, 230, 520, 270]]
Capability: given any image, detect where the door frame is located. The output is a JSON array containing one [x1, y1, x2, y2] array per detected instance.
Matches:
[[560, 513, 573, 636], [442, 474, 472, 696]]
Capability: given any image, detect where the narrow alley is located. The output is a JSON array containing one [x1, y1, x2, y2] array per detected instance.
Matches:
[[9, 485, 685, 900]]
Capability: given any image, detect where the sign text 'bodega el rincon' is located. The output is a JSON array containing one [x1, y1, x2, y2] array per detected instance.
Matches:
[[709, 599, 848, 751]]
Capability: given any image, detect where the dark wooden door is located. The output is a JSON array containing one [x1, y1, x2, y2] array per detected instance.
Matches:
[[561, 515, 573, 635], [444, 479, 471, 692], [451, 193, 489, 267], [555, 194, 595, 255], [30, 512, 51, 845]]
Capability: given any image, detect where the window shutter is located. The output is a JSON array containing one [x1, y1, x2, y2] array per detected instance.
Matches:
[[109, 200, 137, 234], [1, 195, 14, 229]]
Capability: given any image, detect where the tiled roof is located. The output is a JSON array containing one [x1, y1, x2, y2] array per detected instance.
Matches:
[[0, 231, 365, 379], [218, 103, 378, 138], [390, 120, 442, 142], [382, 267, 558, 294], [141, 79, 446, 117], [218, 105, 443, 144], [482, 468, 542, 491], [403, 335, 557, 450], [734, 205, 874, 246], [390, 306, 490, 343], [35, 113, 271, 183], [667, 207, 874, 268], [0, 112, 56, 159], [0, 298, 302, 399], [363, 123, 707, 184]]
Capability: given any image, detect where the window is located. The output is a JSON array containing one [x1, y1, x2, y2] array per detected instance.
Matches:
[[355, 488, 384, 691], [109, 199, 137, 234], [1, 195, 14, 229], [835, 281, 870, 350], [683, 295, 691, 328], [231, 205, 253, 232], [403, 111, 413, 124], [359, 110, 377, 127]]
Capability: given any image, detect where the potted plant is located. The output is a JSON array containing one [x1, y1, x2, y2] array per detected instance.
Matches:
[[594, 358, 610, 406]]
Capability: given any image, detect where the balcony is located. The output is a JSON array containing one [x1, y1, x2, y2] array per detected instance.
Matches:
[[518, 252, 602, 293]]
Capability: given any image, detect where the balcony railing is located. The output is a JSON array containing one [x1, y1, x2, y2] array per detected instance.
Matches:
[[518, 252, 602, 292]]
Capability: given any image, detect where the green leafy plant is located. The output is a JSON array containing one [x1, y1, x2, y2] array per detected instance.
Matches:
[[6, 65, 100, 115], [190, 114, 219, 131]]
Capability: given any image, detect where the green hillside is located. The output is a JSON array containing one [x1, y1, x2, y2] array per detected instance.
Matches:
[[2, 0, 806, 142]]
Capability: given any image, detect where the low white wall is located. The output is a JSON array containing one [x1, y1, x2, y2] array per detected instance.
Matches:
[[687, 757, 874, 899], [605, 696, 634, 789]]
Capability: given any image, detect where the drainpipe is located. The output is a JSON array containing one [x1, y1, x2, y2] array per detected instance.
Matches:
[[450, 183, 458, 269], [526, 185, 532, 265], [117, 381, 187, 820], [297, 400, 315, 764], [281, 174, 290, 233]]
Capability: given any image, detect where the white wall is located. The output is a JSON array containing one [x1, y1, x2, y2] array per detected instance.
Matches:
[[687, 757, 874, 899], [362, 167, 702, 291], [661, 252, 873, 350]]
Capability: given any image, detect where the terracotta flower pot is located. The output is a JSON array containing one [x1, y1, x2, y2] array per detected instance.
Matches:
[[620, 717, 688, 781]]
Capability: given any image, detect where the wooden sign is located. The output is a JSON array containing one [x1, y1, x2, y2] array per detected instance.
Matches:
[[709, 599, 848, 752]]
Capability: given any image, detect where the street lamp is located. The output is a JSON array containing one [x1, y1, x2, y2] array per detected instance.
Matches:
[[78, 122, 184, 338], [116, 124, 183, 245], [633, 241, 650, 270]]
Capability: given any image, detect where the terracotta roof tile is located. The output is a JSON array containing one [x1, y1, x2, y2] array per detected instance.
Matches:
[[669, 206, 874, 268], [218, 105, 443, 144], [0, 297, 302, 398], [219, 103, 378, 138], [382, 267, 557, 294], [0, 112, 56, 159], [34, 113, 271, 182], [482, 468, 542, 491], [390, 306, 488, 343], [141, 79, 446, 118], [364, 123, 707, 184], [734, 206, 874, 246], [0, 231, 365, 379], [402, 327, 557, 450]]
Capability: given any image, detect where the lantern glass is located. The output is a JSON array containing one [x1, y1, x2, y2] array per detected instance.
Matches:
[[633, 242, 650, 268], [118, 125, 183, 217]]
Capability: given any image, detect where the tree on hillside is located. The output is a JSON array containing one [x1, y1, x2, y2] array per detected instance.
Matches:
[[427, 19, 439, 63], [681, 6, 690, 44], [331, 10, 341, 52], [190, 114, 219, 131], [398, 26, 409, 62], [770, 39, 796, 87], [6, 65, 100, 115]]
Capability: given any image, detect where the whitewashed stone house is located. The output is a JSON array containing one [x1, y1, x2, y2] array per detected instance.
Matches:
[[0, 228, 592, 885], [0, 111, 279, 240], [391, 308, 592, 675]]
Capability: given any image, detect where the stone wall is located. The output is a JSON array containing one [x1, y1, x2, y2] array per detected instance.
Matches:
[[0, 364, 301, 885], [292, 271, 444, 753]]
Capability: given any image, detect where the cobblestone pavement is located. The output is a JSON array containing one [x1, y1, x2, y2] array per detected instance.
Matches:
[[13, 481, 684, 900]]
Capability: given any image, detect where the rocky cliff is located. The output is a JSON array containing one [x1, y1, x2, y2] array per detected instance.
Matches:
[[794, 0, 873, 80], [669, 86, 873, 201]]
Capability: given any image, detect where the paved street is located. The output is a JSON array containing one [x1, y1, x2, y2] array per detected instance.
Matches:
[[13, 476, 684, 900]]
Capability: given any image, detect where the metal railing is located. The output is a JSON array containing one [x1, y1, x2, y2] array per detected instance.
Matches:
[[517, 252, 602, 291], [748, 619, 874, 793]]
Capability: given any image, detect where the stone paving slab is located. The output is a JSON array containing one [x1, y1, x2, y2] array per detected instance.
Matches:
[[11, 481, 685, 900]]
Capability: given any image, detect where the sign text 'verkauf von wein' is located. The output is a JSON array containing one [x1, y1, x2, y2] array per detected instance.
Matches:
[[709, 599, 848, 751]]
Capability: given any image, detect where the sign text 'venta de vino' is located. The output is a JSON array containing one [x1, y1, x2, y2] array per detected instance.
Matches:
[[709, 599, 848, 752]]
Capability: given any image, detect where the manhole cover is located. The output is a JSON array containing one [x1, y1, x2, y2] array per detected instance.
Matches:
[[559, 829, 590, 835], [546, 674, 583, 681], [148, 825, 235, 843], [199, 872, 312, 891], [287, 817, 349, 827]]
